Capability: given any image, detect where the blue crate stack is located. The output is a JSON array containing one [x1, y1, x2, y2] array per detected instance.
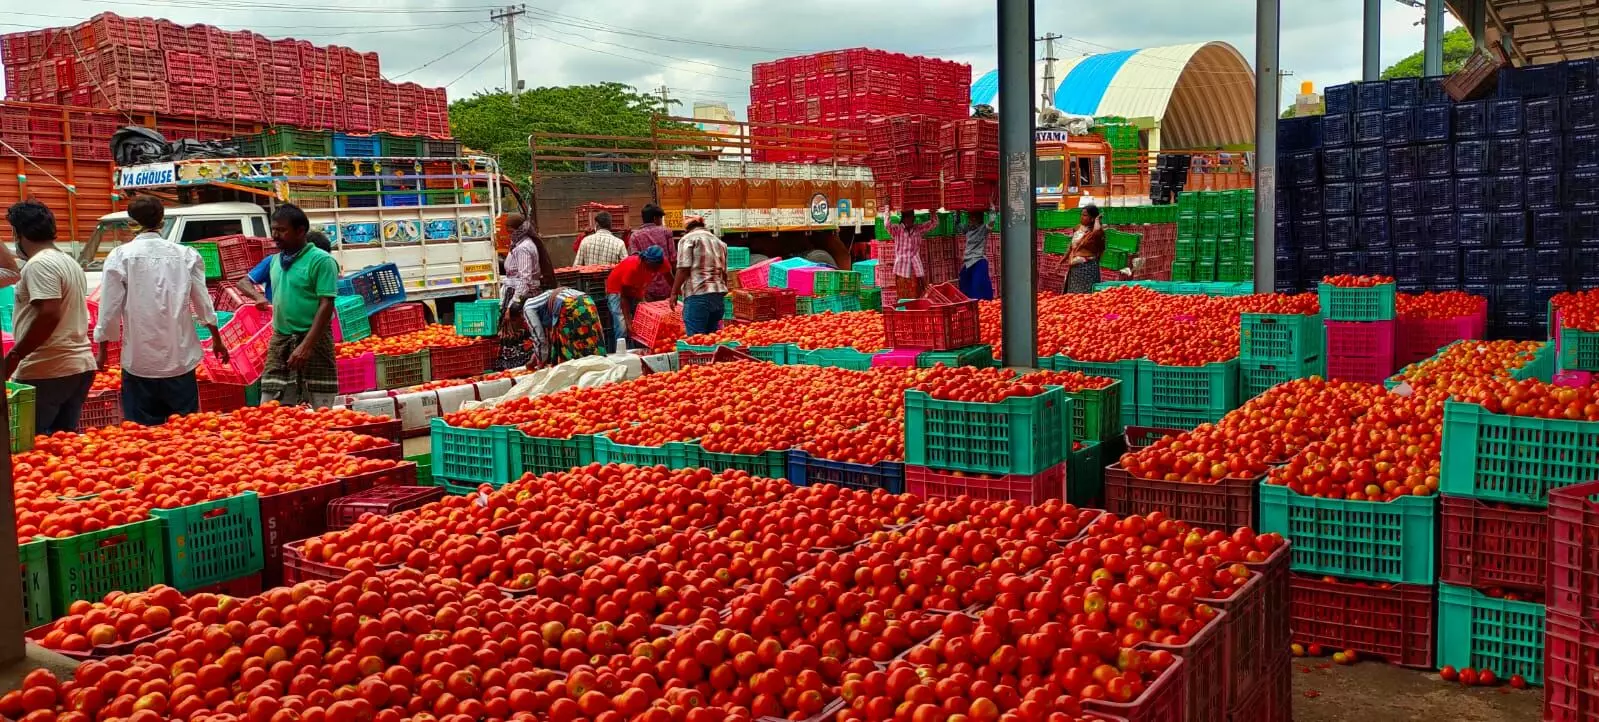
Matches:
[[1272, 59, 1599, 339]]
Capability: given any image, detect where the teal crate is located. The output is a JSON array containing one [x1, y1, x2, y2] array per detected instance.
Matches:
[[194, 311, 235, 341], [904, 388, 1071, 476], [1104, 228, 1141, 254], [1258, 483, 1437, 584], [1437, 583, 1545, 685], [1067, 438, 1122, 507], [916, 344, 995, 369], [19, 539, 49, 628], [769, 258, 822, 288], [1050, 356, 1139, 413], [453, 299, 502, 337], [1318, 282, 1397, 322], [262, 126, 333, 156], [682, 442, 788, 479], [1137, 406, 1226, 429], [1440, 400, 1599, 507], [150, 492, 264, 591], [1043, 232, 1072, 255], [1136, 359, 1239, 413], [676, 339, 741, 354], [1241, 357, 1322, 399], [430, 419, 516, 487], [592, 431, 689, 468], [1240, 313, 1322, 363], [335, 295, 372, 342], [724, 294, 734, 319], [812, 270, 862, 296], [805, 295, 861, 314], [47, 519, 165, 617], [1064, 381, 1124, 443], [507, 430, 595, 478], [1175, 281, 1253, 296], [802, 347, 875, 370], [748, 343, 800, 364], [726, 246, 751, 270], [1512, 341, 1555, 382], [378, 133, 425, 157], [1559, 327, 1599, 372], [852, 260, 880, 287]]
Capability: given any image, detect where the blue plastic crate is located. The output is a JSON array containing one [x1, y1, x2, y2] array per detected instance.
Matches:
[[1527, 97, 1561, 136], [1279, 116, 1324, 153], [1321, 113, 1353, 147], [1420, 177, 1454, 209], [1428, 249, 1462, 287], [1532, 283, 1564, 318], [1570, 171, 1599, 207], [1387, 76, 1420, 109], [1456, 139, 1489, 174], [1389, 181, 1420, 216], [1368, 249, 1396, 276], [1490, 99, 1524, 135], [1384, 110, 1414, 144], [1498, 63, 1565, 99], [1333, 252, 1363, 275], [1489, 211, 1527, 244], [1288, 151, 1320, 186], [1571, 133, 1599, 168], [1532, 212, 1566, 246], [1489, 136, 1525, 174], [1456, 175, 1490, 209], [1395, 249, 1427, 281], [1455, 101, 1488, 137], [1527, 134, 1562, 173], [1568, 93, 1598, 131], [382, 194, 420, 207], [1321, 147, 1353, 181], [1458, 212, 1490, 247], [1323, 183, 1355, 215], [1424, 213, 1455, 246], [1293, 219, 1325, 250], [1568, 59, 1597, 94], [1491, 174, 1525, 210], [1357, 181, 1387, 215], [1358, 214, 1389, 250], [1423, 75, 1451, 105], [1528, 174, 1562, 210], [1575, 246, 1599, 281], [1357, 81, 1388, 112], [1573, 209, 1599, 244], [1291, 185, 1324, 220], [331, 133, 379, 157], [1325, 83, 1355, 115], [1391, 214, 1424, 247], [1418, 104, 1451, 140], [1418, 143, 1453, 177], [1498, 247, 1530, 279], [1534, 247, 1565, 277], [1386, 145, 1418, 180], [1302, 251, 1331, 276], [1464, 249, 1493, 282], [1323, 215, 1355, 248], [1354, 110, 1385, 145], [1354, 144, 1386, 178]]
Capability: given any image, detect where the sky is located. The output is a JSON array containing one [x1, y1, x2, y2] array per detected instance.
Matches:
[[1, 0, 1459, 116]]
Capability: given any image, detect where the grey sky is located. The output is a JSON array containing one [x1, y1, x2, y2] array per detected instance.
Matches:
[[1, 0, 1457, 115]]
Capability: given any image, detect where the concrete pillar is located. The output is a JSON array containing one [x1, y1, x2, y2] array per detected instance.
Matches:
[[997, 0, 1038, 368]]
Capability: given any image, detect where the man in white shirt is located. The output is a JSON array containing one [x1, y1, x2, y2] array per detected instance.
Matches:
[[93, 196, 229, 425], [572, 212, 626, 267]]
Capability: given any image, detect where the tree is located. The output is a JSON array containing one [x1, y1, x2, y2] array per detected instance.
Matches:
[[448, 83, 688, 189], [1381, 27, 1476, 79]]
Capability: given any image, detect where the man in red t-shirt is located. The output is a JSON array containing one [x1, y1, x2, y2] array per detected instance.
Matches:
[[605, 245, 667, 341]]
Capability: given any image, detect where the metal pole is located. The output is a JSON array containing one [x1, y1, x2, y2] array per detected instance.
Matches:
[[492, 5, 525, 102], [1254, 0, 1280, 294], [1467, 0, 1487, 49], [1362, 0, 1382, 81], [1039, 33, 1062, 109], [1424, 0, 1445, 76], [998, 0, 1037, 368]]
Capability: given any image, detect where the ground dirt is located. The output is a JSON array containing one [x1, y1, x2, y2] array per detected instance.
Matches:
[[1291, 660, 1541, 721]]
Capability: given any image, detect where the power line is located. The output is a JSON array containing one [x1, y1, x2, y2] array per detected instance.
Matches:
[[390, 26, 498, 79], [516, 28, 749, 85], [522, 18, 750, 74], [443, 40, 506, 89]]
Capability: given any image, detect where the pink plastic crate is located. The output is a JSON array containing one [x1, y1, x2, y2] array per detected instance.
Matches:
[[738, 258, 780, 289], [784, 266, 823, 295], [201, 305, 272, 385], [1556, 371, 1593, 388], [1546, 609, 1599, 722], [1396, 313, 1483, 366], [872, 349, 921, 367], [1324, 320, 1396, 384], [1551, 480, 1599, 620], [338, 351, 377, 394]]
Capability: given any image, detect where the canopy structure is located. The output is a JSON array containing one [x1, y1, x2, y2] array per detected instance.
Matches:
[[970, 41, 1256, 150], [1448, 0, 1599, 66]]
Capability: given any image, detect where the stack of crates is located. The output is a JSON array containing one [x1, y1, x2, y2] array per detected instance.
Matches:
[[902, 383, 1072, 506], [1239, 312, 1324, 399], [1321, 279, 1398, 384], [1133, 357, 1240, 429], [1546, 479, 1599, 720], [1174, 189, 1255, 282]]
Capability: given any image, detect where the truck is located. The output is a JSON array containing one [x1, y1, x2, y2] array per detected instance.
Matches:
[[87, 154, 504, 307]]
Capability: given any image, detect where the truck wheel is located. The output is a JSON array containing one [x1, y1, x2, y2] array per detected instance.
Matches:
[[801, 249, 837, 269]]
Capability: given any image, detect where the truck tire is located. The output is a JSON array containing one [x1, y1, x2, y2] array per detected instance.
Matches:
[[801, 249, 838, 269]]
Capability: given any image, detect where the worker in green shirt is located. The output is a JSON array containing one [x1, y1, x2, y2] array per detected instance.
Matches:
[[258, 204, 340, 408]]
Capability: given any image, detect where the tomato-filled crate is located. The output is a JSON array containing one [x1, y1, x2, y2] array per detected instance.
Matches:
[[326, 485, 447, 530], [1397, 312, 1484, 367], [915, 344, 994, 369], [1439, 495, 1547, 594], [1318, 280, 1397, 321], [682, 442, 788, 479], [1239, 312, 1322, 364], [430, 420, 519, 488], [1145, 609, 1227, 722], [1135, 358, 1238, 414], [1080, 654, 1187, 722], [884, 299, 980, 351], [1259, 483, 1436, 584], [1441, 399, 1599, 506], [46, 518, 166, 617], [1549, 480, 1599, 620], [1324, 320, 1397, 384], [1437, 583, 1546, 685], [77, 389, 122, 431], [375, 349, 431, 389], [19, 539, 49, 628], [150, 492, 264, 592], [337, 351, 378, 394], [1559, 325, 1599, 373], [800, 347, 875, 370], [507, 429, 595, 479], [430, 342, 495, 379], [1241, 357, 1322, 400], [591, 429, 689, 469], [787, 450, 904, 493], [371, 302, 428, 338], [1066, 439, 1119, 507], [1103, 465, 1258, 532], [904, 387, 1070, 476], [257, 480, 345, 587], [1289, 573, 1436, 668], [1050, 356, 1139, 426], [904, 463, 1064, 505]]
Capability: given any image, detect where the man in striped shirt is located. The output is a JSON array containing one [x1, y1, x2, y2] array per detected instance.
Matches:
[[627, 204, 676, 301], [573, 212, 627, 266], [669, 216, 728, 336], [888, 209, 938, 301]]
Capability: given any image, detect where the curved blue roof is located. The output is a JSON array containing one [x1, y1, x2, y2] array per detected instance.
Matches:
[[970, 69, 999, 107], [1053, 49, 1137, 113]]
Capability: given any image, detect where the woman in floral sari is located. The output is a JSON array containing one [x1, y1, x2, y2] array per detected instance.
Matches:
[[521, 287, 606, 368]]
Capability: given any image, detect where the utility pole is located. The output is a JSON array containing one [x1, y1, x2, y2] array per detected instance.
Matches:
[[656, 86, 672, 112], [490, 5, 526, 102], [998, 0, 1037, 369], [1037, 32, 1062, 109]]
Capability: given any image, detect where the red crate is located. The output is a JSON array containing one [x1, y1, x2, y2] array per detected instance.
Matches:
[[1083, 654, 1186, 722], [1546, 609, 1599, 722], [77, 389, 122, 431], [1289, 573, 1435, 668], [1551, 480, 1599, 620], [905, 463, 1064, 504], [430, 342, 494, 380], [1245, 545, 1292, 676], [259, 480, 344, 587], [1103, 466, 1259, 532], [187, 572, 263, 598], [371, 302, 427, 338], [1146, 609, 1227, 722], [197, 381, 248, 414], [331, 418, 403, 443], [1323, 320, 1396, 383], [731, 288, 798, 322], [280, 539, 399, 584], [1199, 570, 1268, 709], [1226, 650, 1291, 722], [1439, 495, 1547, 594], [958, 150, 1000, 181], [630, 301, 684, 349], [1396, 312, 1484, 366], [902, 179, 939, 210], [884, 299, 979, 351], [327, 485, 446, 530]]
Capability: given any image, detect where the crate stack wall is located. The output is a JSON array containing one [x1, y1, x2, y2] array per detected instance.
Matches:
[[1173, 189, 1255, 283]]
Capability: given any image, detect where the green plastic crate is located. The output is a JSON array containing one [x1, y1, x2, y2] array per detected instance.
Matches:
[[1318, 282, 1397, 322], [748, 343, 800, 365], [802, 347, 875, 370], [150, 492, 264, 591], [1197, 214, 1221, 239], [376, 349, 431, 389], [335, 295, 371, 342], [852, 260, 880, 287], [1170, 261, 1196, 282], [1196, 238, 1219, 262], [727, 246, 751, 270], [1064, 381, 1124, 443], [1067, 438, 1122, 507], [262, 126, 333, 156], [19, 539, 49, 628], [9, 381, 35, 453], [905, 388, 1071, 476], [1104, 229, 1141, 254], [1218, 261, 1252, 283], [1102, 248, 1130, 271], [1043, 232, 1072, 255], [1258, 483, 1436, 584], [682, 442, 788, 479], [1240, 313, 1323, 363], [1036, 209, 1081, 229], [1437, 583, 1545, 685], [916, 344, 995, 369], [874, 218, 891, 240], [186, 241, 224, 280], [1559, 327, 1599, 372], [407, 453, 433, 486], [1136, 359, 1239, 413], [1137, 406, 1226, 429], [812, 270, 862, 296], [453, 299, 502, 337], [507, 429, 594, 478], [1440, 400, 1599, 507], [1241, 357, 1322, 399], [47, 519, 166, 617], [194, 311, 235, 342], [1511, 341, 1555, 382], [1194, 261, 1218, 281], [858, 287, 883, 310], [430, 419, 516, 488], [231, 133, 266, 157], [592, 431, 689, 468], [378, 133, 425, 157], [245, 381, 260, 407], [1050, 356, 1139, 413]]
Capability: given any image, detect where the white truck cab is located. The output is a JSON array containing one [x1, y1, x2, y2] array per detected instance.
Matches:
[[78, 202, 270, 270]]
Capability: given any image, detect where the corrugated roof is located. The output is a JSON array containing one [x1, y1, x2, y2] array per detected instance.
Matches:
[[1056, 49, 1139, 114]]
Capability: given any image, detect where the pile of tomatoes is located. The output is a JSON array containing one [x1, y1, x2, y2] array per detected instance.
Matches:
[[1396, 290, 1487, 320], [1390, 340, 1545, 390], [337, 324, 479, 359], [912, 366, 1049, 403], [1552, 289, 1599, 331], [1266, 389, 1445, 501]]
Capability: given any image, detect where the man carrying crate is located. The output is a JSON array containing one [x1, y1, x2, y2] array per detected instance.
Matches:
[[93, 196, 229, 425], [259, 205, 339, 409]]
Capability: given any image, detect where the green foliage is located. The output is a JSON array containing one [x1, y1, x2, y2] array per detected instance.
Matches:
[[448, 83, 685, 189], [1381, 27, 1476, 79]]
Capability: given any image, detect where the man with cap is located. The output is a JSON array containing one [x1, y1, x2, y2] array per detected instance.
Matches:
[[604, 245, 667, 340]]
